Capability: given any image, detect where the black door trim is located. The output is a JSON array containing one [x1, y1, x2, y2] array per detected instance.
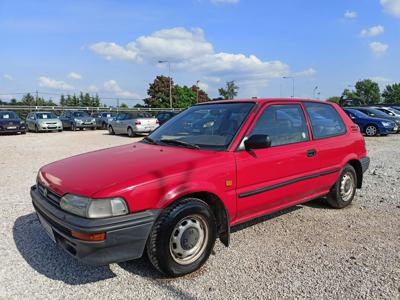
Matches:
[[238, 168, 340, 198]]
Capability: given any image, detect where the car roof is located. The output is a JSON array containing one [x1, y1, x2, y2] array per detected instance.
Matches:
[[198, 98, 334, 105]]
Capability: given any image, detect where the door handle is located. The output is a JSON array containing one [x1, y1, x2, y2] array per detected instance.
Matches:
[[306, 149, 316, 157]]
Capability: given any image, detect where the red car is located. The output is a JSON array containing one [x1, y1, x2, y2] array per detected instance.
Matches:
[[31, 99, 369, 277]]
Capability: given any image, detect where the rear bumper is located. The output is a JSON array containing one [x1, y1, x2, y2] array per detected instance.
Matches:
[[31, 185, 161, 265], [360, 156, 370, 173]]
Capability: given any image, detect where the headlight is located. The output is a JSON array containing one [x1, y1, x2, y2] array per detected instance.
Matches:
[[92, 118, 96, 122], [20, 120, 25, 124], [395, 120, 400, 125], [60, 194, 128, 218], [381, 121, 392, 127]]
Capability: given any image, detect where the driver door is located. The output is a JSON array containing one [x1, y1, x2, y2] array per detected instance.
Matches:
[[234, 103, 320, 222]]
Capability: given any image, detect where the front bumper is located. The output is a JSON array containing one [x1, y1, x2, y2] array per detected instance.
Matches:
[[38, 124, 62, 131], [31, 185, 160, 265], [0, 124, 26, 133], [360, 156, 370, 173], [75, 123, 96, 128]]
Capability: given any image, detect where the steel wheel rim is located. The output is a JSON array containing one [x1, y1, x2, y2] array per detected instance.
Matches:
[[169, 214, 208, 265], [128, 128, 133, 137], [366, 126, 376, 136], [109, 126, 113, 134], [340, 172, 355, 202]]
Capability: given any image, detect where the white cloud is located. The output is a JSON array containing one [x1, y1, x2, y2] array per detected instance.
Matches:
[[381, 0, 400, 17], [294, 68, 317, 77], [210, 0, 239, 4], [197, 82, 209, 91], [88, 85, 99, 92], [3, 74, 13, 80], [68, 72, 82, 80], [344, 10, 357, 18], [369, 42, 389, 56], [103, 80, 139, 98], [371, 76, 392, 84], [360, 25, 384, 38], [38, 76, 74, 90], [90, 27, 315, 94]]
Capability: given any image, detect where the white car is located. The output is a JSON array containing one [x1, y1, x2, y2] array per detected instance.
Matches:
[[373, 106, 400, 117], [108, 112, 159, 137]]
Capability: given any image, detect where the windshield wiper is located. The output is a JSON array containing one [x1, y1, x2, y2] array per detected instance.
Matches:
[[160, 138, 200, 150], [143, 136, 160, 145]]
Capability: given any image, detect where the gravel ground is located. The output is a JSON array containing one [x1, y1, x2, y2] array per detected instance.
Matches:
[[0, 130, 399, 299]]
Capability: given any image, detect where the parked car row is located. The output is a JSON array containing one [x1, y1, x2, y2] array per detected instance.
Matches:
[[343, 106, 400, 136], [0, 110, 180, 136]]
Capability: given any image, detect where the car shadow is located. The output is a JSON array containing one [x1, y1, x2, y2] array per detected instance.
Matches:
[[13, 213, 116, 285], [13, 199, 329, 287]]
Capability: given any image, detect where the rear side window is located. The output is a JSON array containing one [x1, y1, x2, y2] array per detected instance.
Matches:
[[250, 104, 310, 147], [304, 102, 346, 139]]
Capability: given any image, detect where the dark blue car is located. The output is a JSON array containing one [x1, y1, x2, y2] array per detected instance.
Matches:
[[344, 108, 397, 136]]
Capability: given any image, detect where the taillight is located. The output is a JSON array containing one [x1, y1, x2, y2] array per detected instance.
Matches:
[[156, 120, 160, 124], [135, 121, 141, 125]]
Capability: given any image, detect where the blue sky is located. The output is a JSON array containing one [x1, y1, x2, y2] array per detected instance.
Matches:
[[1, 0, 399, 105]]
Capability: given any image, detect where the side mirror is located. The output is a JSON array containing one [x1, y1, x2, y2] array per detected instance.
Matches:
[[244, 134, 272, 150]]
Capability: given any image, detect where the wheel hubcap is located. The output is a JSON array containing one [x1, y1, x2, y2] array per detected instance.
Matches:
[[366, 126, 376, 136], [169, 215, 208, 265], [340, 172, 355, 202]]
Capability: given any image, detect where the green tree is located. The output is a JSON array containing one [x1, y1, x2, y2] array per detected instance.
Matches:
[[119, 103, 128, 109], [341, 88, 359, 99], [354, 79, 380, 104], [175, 86, 197, 108], [93, 94, 101, 107], [218, 81, 239, 99], [144, 75, 175, 108], [20, 93, 35, 106], [326, 96, 340, 104], [382, 83, 400, 104], [60, 94, 66, 106]]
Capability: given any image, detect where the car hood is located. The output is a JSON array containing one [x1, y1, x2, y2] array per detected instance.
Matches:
[[39, 142, 217, 197], [0, 118, 20, 125]]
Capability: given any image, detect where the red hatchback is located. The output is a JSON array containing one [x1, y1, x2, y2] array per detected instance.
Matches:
[[31, 99, 369, 276]]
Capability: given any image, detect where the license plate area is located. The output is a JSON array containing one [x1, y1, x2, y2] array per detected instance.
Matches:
[[7, 126, 17, 129], [38, 214, 56, 243]]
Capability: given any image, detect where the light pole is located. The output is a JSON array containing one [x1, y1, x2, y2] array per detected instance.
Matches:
[[283, 76, 295, 98], [196, 80, 200, 103], [158, 60, 172, 108]]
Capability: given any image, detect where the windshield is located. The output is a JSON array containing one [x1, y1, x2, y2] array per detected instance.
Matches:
[[363, 108, 390, 118], [72, 111, 89, 118], [346, 109, 366, 118], [36, 112, 56, 119], [0, 112, 18, 119], [147, 102, 254, 150]]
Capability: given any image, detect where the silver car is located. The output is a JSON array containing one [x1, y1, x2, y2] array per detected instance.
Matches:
[[26, 112, 63, 132], [108, 112, 159, 137]]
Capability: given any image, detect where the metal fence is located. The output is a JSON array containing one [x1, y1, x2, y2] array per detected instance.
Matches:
[[0, 105, 184, 112]]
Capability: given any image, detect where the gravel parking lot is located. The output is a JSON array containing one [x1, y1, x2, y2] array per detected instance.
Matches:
[[0, 130, 399, 299]]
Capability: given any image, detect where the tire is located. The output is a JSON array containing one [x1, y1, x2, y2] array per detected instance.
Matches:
[[21, 131, 26, 135], [102, 122, 107, 129], [108, 125, 115, 135], [58, 129, 63, 132], [91, 126, 96, 130], [327, 164, 357, 209], [71, 123, 77, 131], [364, 124, 378, 136], [127, 127, 135, 137], [147, 198, 217, 277], [35, 125, 39, 133]]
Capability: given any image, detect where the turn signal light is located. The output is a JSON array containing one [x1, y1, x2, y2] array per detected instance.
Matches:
[[71, 231, 105, 241]]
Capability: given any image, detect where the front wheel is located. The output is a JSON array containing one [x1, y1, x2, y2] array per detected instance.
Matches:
[[147, 198, 217, 277], [108, 125, 115, 135], [327, 164, 357, 208], [71, 123, 77, 131], [365, 125, 378, 136]]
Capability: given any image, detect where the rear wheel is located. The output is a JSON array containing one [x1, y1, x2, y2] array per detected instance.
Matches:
[[327, 164, 357, 208], [108, 125, 115, 135], [147, 198, 217, 277], [127, 127, 135, 137], [365, 125, 378, 136]]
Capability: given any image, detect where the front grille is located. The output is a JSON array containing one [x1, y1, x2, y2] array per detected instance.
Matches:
[[37, 182, 61, 208]]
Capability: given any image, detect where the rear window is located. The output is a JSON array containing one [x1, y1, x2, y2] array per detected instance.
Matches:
[[304, 102, 346, 139]]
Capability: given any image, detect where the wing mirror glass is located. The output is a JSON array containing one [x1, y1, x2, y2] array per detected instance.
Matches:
[[244, 134, 272, 150]]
